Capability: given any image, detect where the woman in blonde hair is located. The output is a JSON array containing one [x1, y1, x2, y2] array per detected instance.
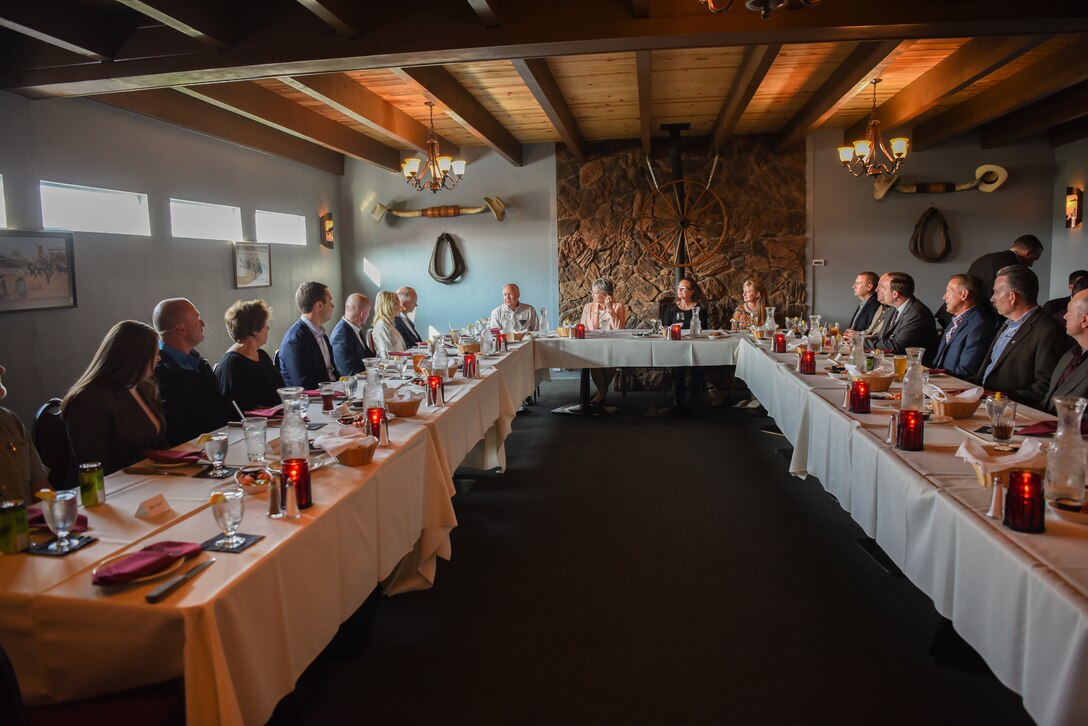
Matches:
[[62, 321, 166, 474], [731, 278, 767, 330], [371, 290, 406, 357]]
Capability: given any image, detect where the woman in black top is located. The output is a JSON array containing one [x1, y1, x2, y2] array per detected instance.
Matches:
[[216, 299, 285, 412], [661, 277, 709, 415]]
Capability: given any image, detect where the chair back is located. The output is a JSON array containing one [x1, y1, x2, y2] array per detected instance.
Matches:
[[274, 348, 281, 369], [0, 642, 28, 726], [32, 398, 73, 489], [658, 296, 676, 324], [365, 329, 376, 354]]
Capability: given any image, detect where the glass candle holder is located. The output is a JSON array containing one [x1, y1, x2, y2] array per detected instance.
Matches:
[[366, 406, 384, 443], [427, 374, 444, 405], [462, 352, 477, 378], [670, 323, 682, 341], [496, 333, 507, 351], [799, 350, 816, 375], [896, 409, 924, 451], [773, 332, 787, 353], [574, 323, 586, 339], [1003, 469, 1045, 533], [281, 457, 312, 510], [849, 380, 871, 414]]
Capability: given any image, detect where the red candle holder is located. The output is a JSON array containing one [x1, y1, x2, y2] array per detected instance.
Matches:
[[799, 350, 816, 375], [496, 333, 507, 351], [896, 409, 924, 451], [1003, 469, 1045, 533], [281, 457, 312, 509], [366, 406, 384, 441], [773, 332, 787, 353], [427, 374, 444, 405], [462, 352, 477, 378], [849, 380, 871, 414], [669, 323, 682, 340], [574, 323, 586, 339]]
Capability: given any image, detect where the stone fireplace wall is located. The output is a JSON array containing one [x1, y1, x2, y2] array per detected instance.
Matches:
[[556, 135, 807, 329]]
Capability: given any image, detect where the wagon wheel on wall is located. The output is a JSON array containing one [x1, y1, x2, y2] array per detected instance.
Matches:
[[636, 179, 729, 268]]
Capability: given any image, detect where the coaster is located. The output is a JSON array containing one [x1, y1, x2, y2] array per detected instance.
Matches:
[[26, 535, 98, 557], [200, 532, 264, 553], [194, 465, 240, 480]]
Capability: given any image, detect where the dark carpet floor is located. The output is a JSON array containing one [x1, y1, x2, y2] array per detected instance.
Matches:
[[271, 377, 1034, 726]]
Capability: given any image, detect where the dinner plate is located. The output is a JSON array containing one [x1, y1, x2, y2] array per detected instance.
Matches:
[[928, 415, 954, 424], [92, 553, 187, 584], [1048, 502, 1088, 526]]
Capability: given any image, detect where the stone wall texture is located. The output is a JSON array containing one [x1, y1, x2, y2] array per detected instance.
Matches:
[[557, 135, 807, 329]]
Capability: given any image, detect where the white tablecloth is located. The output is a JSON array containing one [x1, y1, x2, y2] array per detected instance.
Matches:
[[533, 331, 741, 368]]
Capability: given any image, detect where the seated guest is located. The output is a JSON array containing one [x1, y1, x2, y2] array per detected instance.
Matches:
[[1042, 288, 1088, 412], [660, 277, 709, 416], [215, 299, 285, 412], [278, 281, 339, 390], [864, 272, 937, 357], [0, 363, 50, 502], [153, 299, 236, 446], [730, 278, 766, 330], [331, 293, 375, 376], [931, 274, 997, 377], [1042, 269, 1088, 324], [845, 271, 881, 334], [395, 286, 425, 347], [974, 266, 1066, 409], [579, 278, 627, 404], [371, 290, 407, 358], [63, 321, 168, 473], [488, 283, 539, 331]]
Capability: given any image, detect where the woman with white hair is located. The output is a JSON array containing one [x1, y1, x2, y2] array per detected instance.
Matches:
[[579, 277, 627, 404]]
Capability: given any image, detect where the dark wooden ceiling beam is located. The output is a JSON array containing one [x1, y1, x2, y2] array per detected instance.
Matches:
[[281, 73, 459, 154], [95, 89, 344, 175], [1050, 115, 1088, 148], [296, 0, 362, 37], [843, 35, 1047, 144], [913, 36, 1088, 151], [178, 81, 401, 171], [630, 0, 650, 18], [635, 50, 652, 155], [114, 0, 232, 49], [0, 0, 124, 62], [465, 0, 500, 27], [5, 2, 1087, 98], [391, 65, 523, 166], [774, 39, 902, 152], [512, 58, 588, 163], [980, 79, 1088, 148], [710, 44, 780, 153]]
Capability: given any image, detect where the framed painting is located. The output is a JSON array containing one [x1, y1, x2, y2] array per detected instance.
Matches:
[[233, 242, 271, 288], [0, 229, 77, 313]]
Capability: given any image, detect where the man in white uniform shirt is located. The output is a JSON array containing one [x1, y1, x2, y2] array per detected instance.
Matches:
[[488, 283, 538, 331]]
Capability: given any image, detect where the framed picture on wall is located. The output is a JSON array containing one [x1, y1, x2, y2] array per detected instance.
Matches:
[[233, 242, 271, 288], [0, 229, 77, 314]]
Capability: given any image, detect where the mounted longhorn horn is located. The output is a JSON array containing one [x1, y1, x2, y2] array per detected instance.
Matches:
[[873, 165, 1008, 201], [370, 197, 506, 224]]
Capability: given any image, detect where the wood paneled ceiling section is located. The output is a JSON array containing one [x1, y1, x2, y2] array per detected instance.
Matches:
[[1, 0, 1086, 174]]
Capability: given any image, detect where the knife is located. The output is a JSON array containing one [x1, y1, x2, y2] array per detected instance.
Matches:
[[145, 558, 216, 603]]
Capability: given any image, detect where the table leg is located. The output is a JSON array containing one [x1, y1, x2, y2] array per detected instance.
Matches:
[[551, 368, 618, 416]]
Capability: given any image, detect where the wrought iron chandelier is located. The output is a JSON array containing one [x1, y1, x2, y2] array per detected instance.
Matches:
[[699, 0, 819, 20], [402, 102, 466, 193], [837, 79, 909, 178]]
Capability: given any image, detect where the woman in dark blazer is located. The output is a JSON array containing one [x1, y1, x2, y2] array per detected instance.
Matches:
[[216, 299, 285, 412], [660, 276, 710, 416], [62, 321, 167, 475]]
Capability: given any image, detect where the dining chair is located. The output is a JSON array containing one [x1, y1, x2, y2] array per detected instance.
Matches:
[[31, 398, 74, 489], [0, 642, 28, 726]]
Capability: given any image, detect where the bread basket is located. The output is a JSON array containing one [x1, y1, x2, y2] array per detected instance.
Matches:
[[386, 396, 422, 417], [335, 437, 377, 466], [931, 397, 983, 419], [457, 340, 481, 355], [851, 373, 895, 392]]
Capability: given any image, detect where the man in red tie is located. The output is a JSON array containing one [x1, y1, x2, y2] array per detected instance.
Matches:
[[1042, 288, 1088, 412]]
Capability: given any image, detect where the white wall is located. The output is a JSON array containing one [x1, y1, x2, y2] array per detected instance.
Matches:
[[340, 143, 558, 336], [807, 130, 1054, 326], [0, 92, 341, 424], [1050, 138, 1088, 298]]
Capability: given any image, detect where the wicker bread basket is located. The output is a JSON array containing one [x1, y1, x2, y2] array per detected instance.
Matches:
[[386, 396, 422, 417], [851, 373, 895, 392], [931, 397, 983, 419], [457, 341, 481, 355], [335, 437, 377, 466]]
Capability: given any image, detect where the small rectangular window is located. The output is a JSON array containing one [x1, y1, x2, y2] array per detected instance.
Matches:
[[170, 198, 243, 241], [0, 176, 7, 229], [40, 180, 150, 236], [255, 209, 307, 246]]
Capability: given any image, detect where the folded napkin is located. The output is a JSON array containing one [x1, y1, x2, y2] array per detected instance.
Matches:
[[312, 425, 377, 457], [92, 541, 201, 585], [1016, 420, 1088, 437], [26, 505, 88, 532], [924, 384, 982, 402], [845, 364, 894, 379], [955, 438, 1046, 488], [245, 404, 284, 418], [304, 389, 347, 398], [387, 351, 412, 357], [385, 387, 425, 402], [927, 368, 948, 375], [144, 448, 203, 465]]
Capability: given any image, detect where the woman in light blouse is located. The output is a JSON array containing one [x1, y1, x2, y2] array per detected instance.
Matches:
[[731, 278, 767, 330], [371, 290, 407, 358], [579, 278, 627, 404]]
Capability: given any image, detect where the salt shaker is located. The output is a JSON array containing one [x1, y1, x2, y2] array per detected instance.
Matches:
[[283, 480, 301, 519], [267, 475, 284, 519]]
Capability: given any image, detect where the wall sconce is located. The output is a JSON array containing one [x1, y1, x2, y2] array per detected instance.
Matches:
[[1067, 186, 1083, 229], [321, 212, 334, 248]]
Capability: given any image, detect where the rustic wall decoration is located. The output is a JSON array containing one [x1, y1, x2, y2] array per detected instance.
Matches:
[[556, 135, 807, 329]]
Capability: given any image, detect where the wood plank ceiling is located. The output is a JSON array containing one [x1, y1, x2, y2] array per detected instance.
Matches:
[[1, 0, 1086, 174]]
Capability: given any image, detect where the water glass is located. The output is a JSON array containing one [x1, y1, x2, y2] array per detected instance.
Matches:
[[210, 482, 245, 549], [41, 490, 79, 552], [204, 431, 230, 477], [243, 418, 267, 462], [986, 396, 1018, 451]]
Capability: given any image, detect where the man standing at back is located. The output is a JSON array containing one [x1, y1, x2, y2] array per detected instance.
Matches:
[[864, 272, 937, 357], [278, 281, 339, 389], [153, 298, 236, 446], [330, 293, 374, 376], [395, 286, 424, 346]]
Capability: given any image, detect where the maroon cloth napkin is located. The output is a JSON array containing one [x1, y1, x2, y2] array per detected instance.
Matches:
[[245, 405, 284, 418], [26, 505, 88, 533], [92, 541, 202, 586], [1017, 420, 1088, 437], [388, 351, 412, 357], [144, 448, 203, 465], [304, 390, 347, 398]]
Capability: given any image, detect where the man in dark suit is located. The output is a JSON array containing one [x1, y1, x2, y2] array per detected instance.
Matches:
[[330, 293, 374, 376], [975, 266, 1066, 410], [1041, 269, 1088, 324], [394, 286, 424, 347], [932, 274, 997, 377], [153, 298, 237, 446], [278, 281, 339, 390], [1042, 288, 1088, 412], [865, 272, 938, 358], [937, 235, 1044, 325], [845, 271, 881, 334]]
